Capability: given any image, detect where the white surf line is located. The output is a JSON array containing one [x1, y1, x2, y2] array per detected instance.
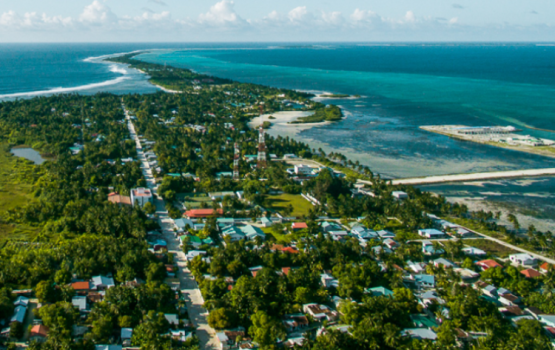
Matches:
[[0, 77, 131, 99]]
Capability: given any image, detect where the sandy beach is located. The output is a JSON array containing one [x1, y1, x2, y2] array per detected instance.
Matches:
[[136, 69, 182, 93], [249, 111, 329, 134], [312, 93, 361, 102]]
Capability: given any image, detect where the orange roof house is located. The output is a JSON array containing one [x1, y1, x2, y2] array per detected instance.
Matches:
[[71, 281, 90, 292], [291, 222, 308, 230], [520, 268, 541, 278], [540, 262, 552, 273], [30, 325, 49, 339], [184, 209, 223, 218], [270, 245, 300, 254], [476, 260, 503, 270]]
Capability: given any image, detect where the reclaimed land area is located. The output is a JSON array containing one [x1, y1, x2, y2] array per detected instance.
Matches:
[[421, 125, 555, 159]]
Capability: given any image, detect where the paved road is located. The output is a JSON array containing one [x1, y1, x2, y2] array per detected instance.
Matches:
[[124, 106, 219, 350], [356, 168, 555, 186]]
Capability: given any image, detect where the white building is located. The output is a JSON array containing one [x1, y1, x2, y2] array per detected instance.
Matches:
[[130, 188, 153, 207], [392, 191, 409, 200], [418, 229, 445, 239], [294, 164, 314, 175], [358, 188, 376, 197], [303, 304, 339, 322], [509, 253, 538, 267]]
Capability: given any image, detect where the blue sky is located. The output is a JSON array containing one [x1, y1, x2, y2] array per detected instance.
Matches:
[[0, 0, 553, 42]]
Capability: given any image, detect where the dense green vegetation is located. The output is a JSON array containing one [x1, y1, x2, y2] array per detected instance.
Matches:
[[0, 55, 553, 350], [320, 94, 350, 98], [0, 145, 42, 240], [290, 105, 343, 124], [0, 94, 195, 349]]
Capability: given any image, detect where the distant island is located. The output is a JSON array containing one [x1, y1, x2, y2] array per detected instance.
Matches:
[[319, 93, 359, 99]]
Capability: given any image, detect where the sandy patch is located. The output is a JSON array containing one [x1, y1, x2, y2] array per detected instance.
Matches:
[[447, 196, 555, 232], [249, 111, 329, 131]]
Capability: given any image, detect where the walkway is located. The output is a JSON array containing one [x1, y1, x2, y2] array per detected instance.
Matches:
[[359, 168, 555, 186], [124, 105, 219, 350]]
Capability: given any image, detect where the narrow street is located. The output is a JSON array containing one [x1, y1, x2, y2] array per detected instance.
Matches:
[[124, 106, 219, 350]]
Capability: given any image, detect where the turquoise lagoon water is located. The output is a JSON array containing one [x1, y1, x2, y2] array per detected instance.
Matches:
[[136, 46, 555, 178]]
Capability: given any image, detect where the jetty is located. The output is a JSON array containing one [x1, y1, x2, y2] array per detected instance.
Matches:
[[358, 168, 555, 186]]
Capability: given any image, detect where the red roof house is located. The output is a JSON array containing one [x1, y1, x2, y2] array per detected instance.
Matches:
[[270, 245, 300, 254], [184, 209, 223, 218], [30, 325, 49, 341], [476, 259, 503, 271], [291, 222, 308, 231], [71, 281, 90, 292], [520, 268, 541, 278]]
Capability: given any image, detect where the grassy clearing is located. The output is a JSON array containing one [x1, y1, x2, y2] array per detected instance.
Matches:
[[313, 157, 371, 181], [267, 194, 313, 218], [447, 217, 506, 240], [0, 145, 41, 241], [177, 193, 213, 209], [466, 239, 517, 258], [262, 227, 294, 244]]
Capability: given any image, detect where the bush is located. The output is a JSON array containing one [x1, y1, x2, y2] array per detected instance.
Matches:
[[10, 321, 24, 339]]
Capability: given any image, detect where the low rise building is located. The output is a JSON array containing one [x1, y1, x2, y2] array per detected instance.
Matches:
[[303, 303, 339, 322], [418, 229, 445, 239], [72, 296, 89, 312], [392, 191, 409, 200], [476, 259, 503, 271], [401, 328, 437, 341], [462, 247, 486, 256], [91, 276, 115, 290], [509, 254, 537, 267], [30, 324, 49, 343], [130, 188, 153, 207], [291, 222, 308, 231], [185, 209, 223, 219]]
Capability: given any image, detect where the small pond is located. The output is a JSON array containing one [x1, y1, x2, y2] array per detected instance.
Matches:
[[10, 148, 46, 165]]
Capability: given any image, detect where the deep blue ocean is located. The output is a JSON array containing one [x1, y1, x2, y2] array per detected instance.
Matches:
[[1, 43, 554, 225]]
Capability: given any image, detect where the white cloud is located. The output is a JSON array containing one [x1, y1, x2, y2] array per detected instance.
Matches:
[[149, 0, 167, 6], [321, 11, 344, 26], [350, 9, 379, 24], [288, 7, 309, 22], [79, 0, 117, 26], [266, 11, 280, 20], [198, 0, 244, 26], [0, 10, 73, 30], [404, 11, 416, 23], [0, 11, 22, 27], [0, 0, 551, 42]]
